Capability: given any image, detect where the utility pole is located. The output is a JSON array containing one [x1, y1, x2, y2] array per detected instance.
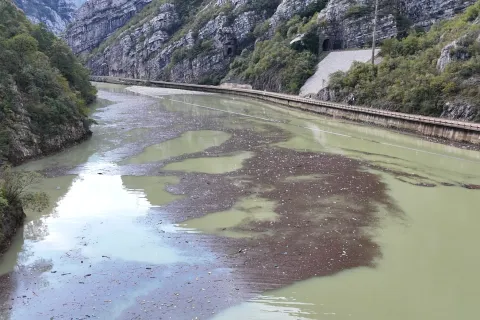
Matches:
[[371, 0, 379, 65]]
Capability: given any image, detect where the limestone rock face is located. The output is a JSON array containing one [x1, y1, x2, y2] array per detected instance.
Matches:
[[270, 0, 319, 28], [437, 30, 480, 72], [441, 99, 479, 121], [66, 0, 478, 85], [6, 98, 91, 165], [404, 0, 476, 28], [13, 0, 86, 34], [66, 0, 153, 54], [73, 0, 264, 83], [437, 40, 459, 72], [319, 0, 477, 49]]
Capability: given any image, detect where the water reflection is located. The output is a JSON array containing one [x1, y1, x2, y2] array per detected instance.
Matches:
[[26, 174, 183, 265]]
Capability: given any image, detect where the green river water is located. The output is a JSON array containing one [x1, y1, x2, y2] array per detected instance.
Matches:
[[0, 83, 479, 319]]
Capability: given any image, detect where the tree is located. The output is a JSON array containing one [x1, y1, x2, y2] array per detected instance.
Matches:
[[5, 33, 38, 58]]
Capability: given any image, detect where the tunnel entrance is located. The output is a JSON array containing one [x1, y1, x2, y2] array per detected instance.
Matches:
[[227, 47, 233, 56], [322, 38, 331, 52]]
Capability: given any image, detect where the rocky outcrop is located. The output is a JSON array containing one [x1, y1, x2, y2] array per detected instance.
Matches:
[[0, 204, 25, 255], [318, 0, 477, 49], [78, 0, 263, 83], [436, 30, 480, 121], [68, 0, 479, 86], [437, 40, 459, 72], [270, 0, 318, 29], [442, 99, 479, 121], [13, 0, 86, 34], [404, 0, 477, 28], [437, 29, 480, 71], [66, 0, 153, 54], [6, 110, 92, 165]]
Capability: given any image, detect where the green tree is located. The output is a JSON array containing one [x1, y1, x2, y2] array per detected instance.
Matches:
[[5, 33, 38, 58]]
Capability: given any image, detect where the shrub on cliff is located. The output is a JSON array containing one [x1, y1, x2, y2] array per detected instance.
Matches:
[[0, 1, 97, 162], [327, 0, 480, 121], [0, 165, 48, 251], [0, 165, 48, 212], [228, 38, 317, 93], [226, 10, 322, 94]]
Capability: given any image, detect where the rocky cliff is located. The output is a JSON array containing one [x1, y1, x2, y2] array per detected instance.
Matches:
[[67, 0, 478, 91], [318, 0, 477, 49], [68, 0, 269, 84], [13, 0, 87, 34], [1, 0, 96, 165], [67, 0, 153, 54]]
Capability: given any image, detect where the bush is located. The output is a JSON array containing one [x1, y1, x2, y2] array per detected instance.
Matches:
[[242, 0, 282, 16], [299, 0, 328, 18], [326, 1, 480, 120], [227, 11, 321, 94], [227, 35, 317, 93], [0, 165, 48, 212], [464, 3, 480, 22], [344, 5, 371, 19]]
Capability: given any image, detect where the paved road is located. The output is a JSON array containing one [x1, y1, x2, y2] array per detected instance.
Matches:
[[300, 49, 380, 97]]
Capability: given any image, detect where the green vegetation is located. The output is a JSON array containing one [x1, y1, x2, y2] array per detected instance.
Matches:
[[227, 9, 323, 94], [240, 0, 282, 16], [0, 165, 48, 212], [0, 164, 48, 247], [0, 1, 96, 162], [344, 4, 371, 19], [328, 1, 480, 121]]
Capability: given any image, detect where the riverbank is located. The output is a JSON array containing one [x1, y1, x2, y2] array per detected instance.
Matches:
[[91, 76, 480, 146], [7, 121, 93, 166], [0, 121, 93, 257], [0, 205, 24, 256]]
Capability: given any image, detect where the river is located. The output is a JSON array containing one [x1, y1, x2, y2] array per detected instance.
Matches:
[[1, 83, 479, 319]]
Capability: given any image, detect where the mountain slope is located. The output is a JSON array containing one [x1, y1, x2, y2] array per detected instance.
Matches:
[[0, 0, 96, 165], [13, 0, 86, 34], [66, 0, 326, 93], [66, 0, 478, 95]]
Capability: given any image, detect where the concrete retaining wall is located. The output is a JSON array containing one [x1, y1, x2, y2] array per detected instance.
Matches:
[[91, 76, 480, 145]]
